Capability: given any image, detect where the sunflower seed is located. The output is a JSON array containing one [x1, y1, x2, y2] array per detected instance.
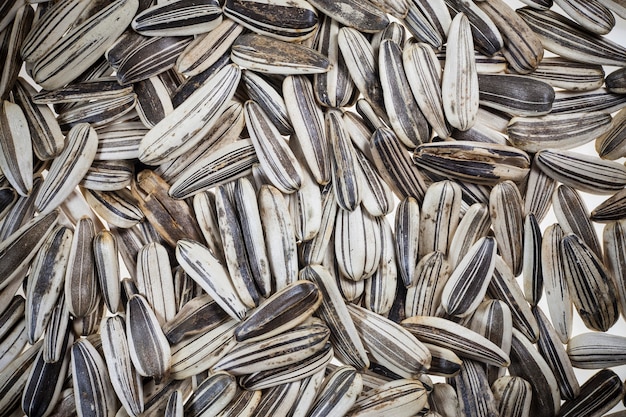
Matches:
[[235, 280, 322, 343], [380, 39, 429, 147], [554, 0, 615, 35], [534, 306, 580, 400], [449, 202, 491, 269], [347, 379, 428, 417], [283, 75, 330, 185], [299, 186, 338, 266], [444, 0, 503, 56], [348, 302, 430, 378], [541, 224, 572, 344], [453, 359, 499, 417], [553, 184, 602, 258], [405, 251, 450, 317], [245, 99, 303, 194], [0, 100, 32, 197], [133, 169, 203, 246], [371, 127, 428, 201], [561, 233, 619, 332], [470, 299, 513, 384], [517, 7, 626, 66], [300, 265, 369, 369], [32, 0, 138, 89], [0, 340, 42, 414], [239, 341, 333, 390], [413, 141, 530, 185], [169, 317, 237, 379], [508, 328, 561, 417], [536, 148, 626, 194], [557, 369, 625, 417], [491, 376, 532, 417], [132, 0, 223, 37], [312, 15, 358, 109], [403, 42, 450, 139], [26, 225, 72, 343], [176, 239, 248, 321], [508, 112, 611, 153], [596, 107, 626, 161], [420, 180, 462, 258], [81, 160, 134, 192], [12, 78, 64, 161], [307, 366, 362, 417], [442, 13, 479, 132], [71, 338, 117, 417], [184, 371, 237, 417], [232, 33, 330, 74], [338, 27, 384, 113], [551, 89, 626, 115], [168, 139, 258, 199], [36, 123, 97, 213], [478, 74, 554, 117], [429, 382, 462, 417], [401, 315, 510, 367], [525, 57, 605, 91], [0, 209, 58, 291], [100, 315, 144, 416], [116, 35, 192, 85], [22, 329, 71, 417], [224, 0, 317, 42], [42, 292, 71, 363], [139, 63, 240, 165], [215, 319, 330, 375], [306, 0, 389, 33], [442, 236, 497, 318], [259, 184, 299, 291], [126, 294, 171, 382], [216, 388, 261, 417], [477, 0, 543, 73]]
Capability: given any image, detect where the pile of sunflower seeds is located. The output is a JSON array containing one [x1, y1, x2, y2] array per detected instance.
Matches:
[[2, 0, 626, 415]]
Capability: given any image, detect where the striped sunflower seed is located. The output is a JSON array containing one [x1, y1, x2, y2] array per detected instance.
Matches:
[[379, 38, 429, 147], [307, 366, 363, 417], [534, 306, 580, 401], [224, 0, 317, 42], [413, 141, 530, 185], [126, 293, 171, 382], [234, 280, 322, 343], [231, 33, 330, 74], [100, 315, 144, 417], [0, 100, 32, 197], [213, 319, 330, 375], [477, 0, 543, 73], [491, 376, 532, 417], [541, 223, 572, 344], [508, 328, 561, 417], [508, 112, 612, 153], [557, 369, 625, 417], [176, 239, 248, 321], [444, 0, 504, 56], [442, 13, 479, 132], [535, 148, 626, 194], [517, 7, 626, 66], [132, 0, 223, 37], [346, 379, 427, 417], [442, 236, 497, 318], [401, 315, 510, 367], [347, 303, 431, 378], [561, 233, 619, 332], [306, 0, 389, 33], [553, 0, 615, 35], [596, 107, 626, 160], [26, 225, 72, 343], [31, 0, 138, 89]]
